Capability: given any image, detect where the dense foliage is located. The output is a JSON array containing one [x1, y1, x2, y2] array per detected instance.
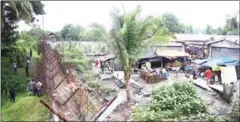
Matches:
[[132, 82, 207, 121], [1, 1, 45, 45]]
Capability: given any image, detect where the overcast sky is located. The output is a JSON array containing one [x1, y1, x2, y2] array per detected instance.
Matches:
[[18, 1, 239, 32]]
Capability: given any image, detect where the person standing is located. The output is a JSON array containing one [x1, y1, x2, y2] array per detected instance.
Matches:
[[162, 68, 168, 80], [27, 79, 36, 96], [27, 53, 30, 60], [30, 48, 32, 57], [36, 80, 42, 97], [9, 87, 16, 102], [205, 68, 212, 86], [13, 63, 17, 73], [26, 59, 30, 68], [25, 66, 29, 77], [95, 59, 99, 68], [9, 55, 13, 66]]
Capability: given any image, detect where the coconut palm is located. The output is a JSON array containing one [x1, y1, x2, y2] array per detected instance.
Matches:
[[84, 5, 170, 101], [7, 1, 34, 24]]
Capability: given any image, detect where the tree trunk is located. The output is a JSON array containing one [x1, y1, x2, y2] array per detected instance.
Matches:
[[125, 71, 133, 101]]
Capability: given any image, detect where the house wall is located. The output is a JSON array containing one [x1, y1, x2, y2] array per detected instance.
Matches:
[[209, 40, 240, 60], [211, 47, 240, 60]]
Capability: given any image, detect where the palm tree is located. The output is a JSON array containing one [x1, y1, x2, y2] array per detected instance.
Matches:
[[7, 1, 34, 24], [84, 5, 170, 101]]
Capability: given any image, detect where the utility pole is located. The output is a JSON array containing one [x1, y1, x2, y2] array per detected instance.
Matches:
[[42, 15, 45, 40]]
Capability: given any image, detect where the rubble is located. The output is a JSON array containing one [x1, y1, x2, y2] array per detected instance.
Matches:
[[141, 86, 152, 97]]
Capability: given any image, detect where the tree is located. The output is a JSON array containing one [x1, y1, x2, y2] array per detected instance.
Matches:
[[184, 25, 194, 34], [161, 13, 185, 34], [1, 1, 45, 45], [204, 25, 216, 35], [109, 6, 170, 101], [82, 5, 170, 101], [82, 23, 108, 41], [60, 24, 84, 41], [21, 26, 50, 41], [223, 11, 240, 35]]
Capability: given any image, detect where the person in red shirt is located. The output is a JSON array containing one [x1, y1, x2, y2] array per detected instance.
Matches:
[[95, 59, 99, 68], [205, 68, 212, 86]]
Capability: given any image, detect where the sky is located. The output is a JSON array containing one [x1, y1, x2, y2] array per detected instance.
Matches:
[[18, 1, 239, 32]]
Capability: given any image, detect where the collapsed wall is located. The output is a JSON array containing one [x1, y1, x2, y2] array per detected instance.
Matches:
[[38, 41, 101, 121]]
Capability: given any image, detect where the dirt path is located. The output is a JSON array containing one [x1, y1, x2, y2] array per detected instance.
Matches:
[[195, 86, 230, 119]]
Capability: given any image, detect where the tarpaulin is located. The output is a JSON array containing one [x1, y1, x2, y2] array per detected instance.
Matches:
[[202, 56, 238, 68], [220, 66, 237, 84]]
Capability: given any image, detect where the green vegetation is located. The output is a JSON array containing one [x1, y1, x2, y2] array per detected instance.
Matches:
[[1, 30, 48, 121], [1, 1, 45, 45], [132, 82, 208, 121], [230, 101, 240, 121], [59, 44, 90, 72], [1, 93, 49, 121]]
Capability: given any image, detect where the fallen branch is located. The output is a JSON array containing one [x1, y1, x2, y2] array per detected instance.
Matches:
[[40, 100, 68, 122]]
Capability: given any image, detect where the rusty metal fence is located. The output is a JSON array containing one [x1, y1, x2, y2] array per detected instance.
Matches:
[[38, 41, 100, 121]]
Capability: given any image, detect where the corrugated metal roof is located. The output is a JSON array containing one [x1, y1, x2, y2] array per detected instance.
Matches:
[[141, 48, 158, 59], [156, 49, 190, 59], [201, 56, 238, 67], [174, 34, 213, 42], [205, 35, 240, 45], [152, 42, 183, 47]]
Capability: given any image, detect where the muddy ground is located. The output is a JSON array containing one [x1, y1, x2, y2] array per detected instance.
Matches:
[[104, 72, 231, 121]]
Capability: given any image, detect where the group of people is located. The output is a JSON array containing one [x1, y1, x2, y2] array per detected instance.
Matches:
[[27, 77, 42, 97], [155, 68, 168, 80], [9, 48, 32, 76]]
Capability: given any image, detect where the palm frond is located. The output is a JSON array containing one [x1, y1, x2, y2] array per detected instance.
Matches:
[[8, 1, 18, 17]]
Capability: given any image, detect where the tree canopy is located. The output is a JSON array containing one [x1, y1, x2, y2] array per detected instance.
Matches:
[[161, 13, 185, 34], [1, 1, 45, 45]]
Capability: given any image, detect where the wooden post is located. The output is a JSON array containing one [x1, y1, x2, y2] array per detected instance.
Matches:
[[161, 57, 163, 68], [113, 59, 115, 72]]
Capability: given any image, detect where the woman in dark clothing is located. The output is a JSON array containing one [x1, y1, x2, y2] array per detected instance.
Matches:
[[9, 87, 16, 102]]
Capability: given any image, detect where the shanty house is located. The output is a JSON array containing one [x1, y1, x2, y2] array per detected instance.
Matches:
[[206, 36, 240, 61], [138, 41, 189, 68]]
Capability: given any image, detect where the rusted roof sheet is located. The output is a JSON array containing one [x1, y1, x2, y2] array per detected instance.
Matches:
[[174, 34, 214, 42], [156, 49, 190, 59], [206, 35, 240, 45], [98, 54, 116, 62]]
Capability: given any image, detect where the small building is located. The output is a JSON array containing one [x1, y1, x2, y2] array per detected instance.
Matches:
[[138, 42, 190, 69], [206, 36, 240, 61], [41, 32, 60, 42]]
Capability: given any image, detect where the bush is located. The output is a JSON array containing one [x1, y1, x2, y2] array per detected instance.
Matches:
[[87, 81, 100, 88], [132, 81, 207, 121], [100, 86, 117, 95], [82, 70, 95, 81], [1, 74, 31, 96]]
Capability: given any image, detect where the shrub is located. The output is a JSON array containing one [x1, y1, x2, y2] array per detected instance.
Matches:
[[100, 86, 117, 95], [1, 74, 31, 96], [87, 81, 100, 88], [132, 81, 207, 121]]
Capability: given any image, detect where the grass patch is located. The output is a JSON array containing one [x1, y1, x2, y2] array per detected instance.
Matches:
[[1, 92, 50, 121]]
